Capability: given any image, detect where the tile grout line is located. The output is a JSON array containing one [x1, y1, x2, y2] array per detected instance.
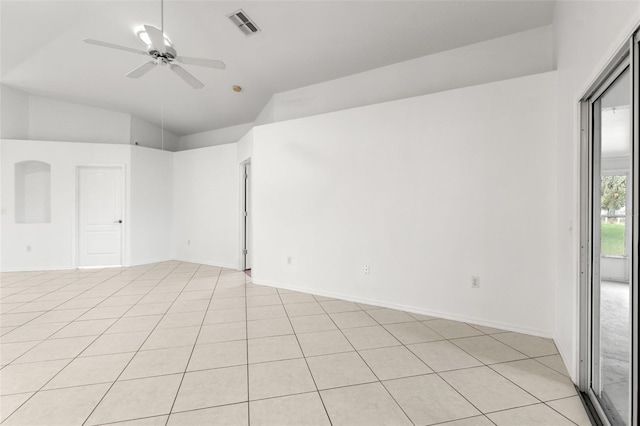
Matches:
[[427, 414, 497, 426], [2, 269, 86, 301], [4, 266, 165, 332], [163, 264, 223, 426], [0, 364, 385, 396], [399, 326, 535, 420], [416, 330, 574, 422], [1, 267, 154, 371], [1, 265, 582, 426], [245, 272, 251, 426], [1, 263, 171, 424], [312, 299, 416, 426], [4, 264, 164, 367], [480, 359, 582, 425], [1, 269, 123, 338], [78, 262, 199, 426], [473, 334, 581, 424], [542, 400, 585, 426], [378, 326, 500, 426], [380, 316, 567, 420], [272, 287, 334, 426], [477, 400, 581, 425], [325, 304, 491, 424], [458, 347, 561, 404]]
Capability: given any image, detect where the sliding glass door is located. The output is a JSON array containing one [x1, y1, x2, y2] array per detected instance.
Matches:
[[592, 66, 631, 426], [581, 31, 638, 426]]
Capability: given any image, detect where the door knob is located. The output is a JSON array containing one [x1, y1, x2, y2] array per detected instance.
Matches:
[[114, 220, 123, 224]]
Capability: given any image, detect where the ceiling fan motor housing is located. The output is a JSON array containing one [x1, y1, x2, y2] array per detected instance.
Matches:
[[149, 45, 177, 62]]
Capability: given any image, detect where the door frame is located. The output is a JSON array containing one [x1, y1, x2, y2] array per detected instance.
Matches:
[[578, 29, 638, 426], [238, 159, 251, 271], [74, 164, 126, 269], [632, 30, 639, 426]]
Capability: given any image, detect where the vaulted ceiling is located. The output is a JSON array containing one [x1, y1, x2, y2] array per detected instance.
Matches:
[[1, 1, 555, 136]]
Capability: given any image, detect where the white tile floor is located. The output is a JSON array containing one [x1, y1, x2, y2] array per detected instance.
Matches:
[[0, 261, 592, 425]]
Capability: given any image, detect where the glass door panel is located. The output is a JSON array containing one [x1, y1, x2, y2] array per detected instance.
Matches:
[[592, 68, 631, 426]]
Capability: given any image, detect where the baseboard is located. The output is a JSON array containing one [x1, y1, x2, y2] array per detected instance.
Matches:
[[252, 278, 555, 339], [126, 258, 174, 267], [0, 265, 76, 272], [0, 258, 233, 273], [172, 257, 238, 270]]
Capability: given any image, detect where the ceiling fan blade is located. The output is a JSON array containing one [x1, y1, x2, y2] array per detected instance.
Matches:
[[144, 25, 165, 52], [126, 61, 156, 79], [176, 56, 226, 70], [170, 64, 204, 89], [84, 39, 148, 56]]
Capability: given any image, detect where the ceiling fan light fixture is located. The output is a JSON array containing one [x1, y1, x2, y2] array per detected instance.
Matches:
[[135, 26, 173, 47]]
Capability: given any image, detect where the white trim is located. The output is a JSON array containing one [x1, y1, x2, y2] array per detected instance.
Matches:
[[252, 278, 554, 339], [77, 264, 127, 270], [238, 158, 251, 271], [125, 258, 174, 267], [579, 18, 640, 103], [1, 259, 238, 273], [172, 257, 237, 270], [630, 28, 639, 426], [0, 266, 76, 272]]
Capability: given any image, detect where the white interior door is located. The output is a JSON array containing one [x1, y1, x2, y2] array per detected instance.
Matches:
[[78, 166, 124, 268]]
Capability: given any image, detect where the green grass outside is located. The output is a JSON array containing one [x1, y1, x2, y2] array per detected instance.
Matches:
[[601, 222, 625, 255]]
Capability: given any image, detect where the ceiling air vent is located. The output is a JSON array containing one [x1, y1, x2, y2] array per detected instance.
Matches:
[[228, 9, 261, 36]]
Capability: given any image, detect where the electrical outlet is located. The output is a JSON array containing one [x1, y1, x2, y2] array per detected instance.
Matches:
[[287, 256, 292, 265], [471, 276, 480, 288], [364, 265, 370, 274], [26, 245, 32, 252], [187, 240, 191, 245]]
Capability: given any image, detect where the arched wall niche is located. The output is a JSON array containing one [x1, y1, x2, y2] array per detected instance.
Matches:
[[15, 160, 51, 224]]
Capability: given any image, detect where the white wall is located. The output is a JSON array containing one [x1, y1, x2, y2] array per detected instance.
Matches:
[[180, 123, 254, 151], [0, 140, 181, 271], [28, 96, 131, 145], [553, 0, 640, 380], [1, 87, 180, 151], [172, 143, 239, 268], [0, 85, 29, 139], [254, 26, 554, 126], [253, 97, 275, 127], [1, 137, 240, 271], [252, 72, 558, 337], [237, 128, 253, 164], [129, 146, 173, 265], [130, 116, 180, 152], [0, 139, 131, 270]]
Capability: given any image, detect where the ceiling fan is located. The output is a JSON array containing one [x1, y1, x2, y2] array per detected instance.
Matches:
[[83, 0, 225, 89]]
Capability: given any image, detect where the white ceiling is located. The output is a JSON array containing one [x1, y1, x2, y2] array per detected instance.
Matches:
[[1, 1, 555, 136]]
